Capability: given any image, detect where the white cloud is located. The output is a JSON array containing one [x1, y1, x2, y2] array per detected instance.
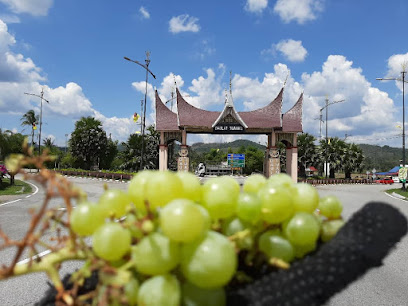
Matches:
[[169, 14, 200, 34], [301, 55, 397, 140], [274, 0, 324, 24], [245, 0, 268, 13], [262, 39, 308, 62], [195, 40, 216, 60], [0, 19, 44, 82], [139, 6, 150, 19], [0, 0, 54, 17], [384, 52, 408, 91], [0, 14, 20, 23]]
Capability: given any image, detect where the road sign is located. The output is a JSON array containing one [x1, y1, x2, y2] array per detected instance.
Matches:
[[227, 154, 245, 167]]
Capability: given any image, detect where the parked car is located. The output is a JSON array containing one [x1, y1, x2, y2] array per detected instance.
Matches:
[[392, 176, 400, 183], [375, 177, 394, 184]]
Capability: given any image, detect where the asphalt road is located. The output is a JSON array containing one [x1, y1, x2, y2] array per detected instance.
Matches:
[[0, 176, 407, 306]]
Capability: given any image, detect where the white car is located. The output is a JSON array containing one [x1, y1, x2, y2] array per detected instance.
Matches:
[[392, 177, 400, 183]]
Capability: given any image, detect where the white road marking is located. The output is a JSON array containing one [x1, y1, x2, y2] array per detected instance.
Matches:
[[0, 179, 39, 207], [0, 199, 22, 207]]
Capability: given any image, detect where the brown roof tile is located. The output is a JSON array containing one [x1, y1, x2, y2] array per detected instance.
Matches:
[[176, 88, 220, 128], [238, 88, 283, 129], [282, 93, 303, 132], [155, 91, 179, 131]]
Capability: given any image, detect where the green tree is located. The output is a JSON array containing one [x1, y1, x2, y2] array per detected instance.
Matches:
[[43, 137, 54, 148], [69, 117, 108, 170], [243, 146, 264, 175], [100, 138, 119, 169], [298, 133, 318, 178], [318, 137, 346, 178], [21, 110, 39, 148], [118, 125, 159, 171], [342, 143, 364, 179]]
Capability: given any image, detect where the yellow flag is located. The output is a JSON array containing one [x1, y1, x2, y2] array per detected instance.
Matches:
[[328, 138, 331, 144], [135, 131, 141, 134]]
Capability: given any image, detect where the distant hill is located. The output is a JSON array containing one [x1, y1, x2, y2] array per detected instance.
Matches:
[[358, 144, 407, 172], [189, 140, 405, 172], [190, 139, 266, 153]]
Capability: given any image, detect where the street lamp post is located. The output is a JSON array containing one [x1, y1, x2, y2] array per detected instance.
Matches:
[[320, 97, 345, 178], [124, 52, 156, 170], [24, 88, 50, 156], [377, 70, 408, 190]]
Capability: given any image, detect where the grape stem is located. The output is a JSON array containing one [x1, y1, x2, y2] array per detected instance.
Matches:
[[228, 229, 251, 242], [269, 257, 290, 269], [3, 246, 86, 301]]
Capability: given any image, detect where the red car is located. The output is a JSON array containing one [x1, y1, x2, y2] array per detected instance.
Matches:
[[375, 177, 394, 184]]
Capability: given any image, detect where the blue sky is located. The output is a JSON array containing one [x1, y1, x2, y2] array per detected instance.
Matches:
[[0, 0, 407, 148]]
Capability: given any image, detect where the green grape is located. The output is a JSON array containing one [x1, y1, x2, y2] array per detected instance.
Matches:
[[218, 176, 240, 194], [201, 177, 239, 219], [236, 192, 262, 225], [98, 189, 131, 218], [258, 231, 294, 263], [243, 173, 267, 194], [293, 241, 317, 258], [284, 212, 320, 246], [321, 219, 345, 242], [145, 171, 184, 210], [222, 217, 253, 250], [267, 173, 294, 189], [70, 201, 105, 236], [160, 199, 208, 243], [128, 171, 152, 215], [92, 222, 131, 261], [125, 278, 139, 306], [197, 205, 211, 232], [125, 213, 143, 239], [176, 171, 202, 202], [182, 281, 226, 306], [132, 232, 180, 275], [258, 184, 294, 224], [318, 195, 343, 219], [292, 183, 319, 213], [181, 231, 237, 289], [138, 274, 180, 306]]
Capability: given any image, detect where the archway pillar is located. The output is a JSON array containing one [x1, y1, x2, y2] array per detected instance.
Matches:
[[286, 133, 298, 182], [178, 130, 189, 171], [159, 132, 168, 171], [265, 131, 280, 177]]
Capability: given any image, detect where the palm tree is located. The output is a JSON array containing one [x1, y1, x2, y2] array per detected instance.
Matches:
[[43, 137, 54, 148], [319, 137, 347, 178], [21, 110, 39, 148], [342, 143, 364, 179], [298, 133, 318, 178]]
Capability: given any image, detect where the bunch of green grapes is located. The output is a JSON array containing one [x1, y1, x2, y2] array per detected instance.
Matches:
[[69, 171, 344, 306]]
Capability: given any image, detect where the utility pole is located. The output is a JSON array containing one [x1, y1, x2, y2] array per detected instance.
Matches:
[[24, 88, 50, 156], [124, 52, 156, 170], [377, 67, 408, 190], [320, 96, 345, 178]]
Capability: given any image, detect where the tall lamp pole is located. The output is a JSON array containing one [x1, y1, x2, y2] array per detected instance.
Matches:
[[124, 52, 156, 170], [320, 97, 345, 178], [24, 88, 50, 155], [377, 70, 408, 190]]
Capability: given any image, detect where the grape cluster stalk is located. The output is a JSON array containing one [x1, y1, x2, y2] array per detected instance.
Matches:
[[0, 144, 345, 306]]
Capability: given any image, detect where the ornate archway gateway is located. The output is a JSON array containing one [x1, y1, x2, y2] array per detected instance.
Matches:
[[155, 86, 303, 182]]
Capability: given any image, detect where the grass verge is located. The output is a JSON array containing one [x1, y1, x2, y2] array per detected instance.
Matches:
[[385, 188, 408, 200], [0, 178, 33, 196]]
